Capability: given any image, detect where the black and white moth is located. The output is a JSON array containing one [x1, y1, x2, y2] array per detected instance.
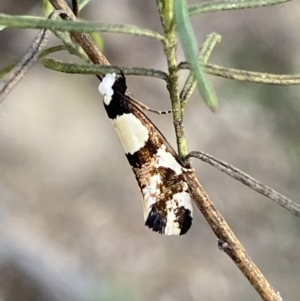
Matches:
[[98, 73, 193, 235]]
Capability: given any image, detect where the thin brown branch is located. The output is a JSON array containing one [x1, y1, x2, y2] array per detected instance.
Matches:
[[49, 0, 110, 67], [72, 0, 79, 17], [0, 12, 55, 103], [184, 172, 280, 301], [187, 151, 300, 217]]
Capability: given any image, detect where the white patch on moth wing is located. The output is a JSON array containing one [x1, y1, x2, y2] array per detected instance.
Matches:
[[141, 174, 162, 220], [172, 191, 193, 213], [98, 73, 116, 105], [155, 145, 182, 175], [164, 210, 180, 235], [112, 113, 149, 154], [164, 191, 193, 236], [103, 95, 112, 105]]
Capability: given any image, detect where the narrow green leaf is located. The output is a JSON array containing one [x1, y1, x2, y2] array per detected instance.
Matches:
[[90, 32, 103, 50], [174, 0, 218, 111], [79, 0, 92, 11], [188, 0, 292, 16], [42, 0, 54, 17]]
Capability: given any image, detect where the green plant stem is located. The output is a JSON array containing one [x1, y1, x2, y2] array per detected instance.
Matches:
[[174, 0, 218, 111], [180, 32, 221, 106], [0, 12, 54, 103], [157, 0, 188, 159], [53, 30, 90, 61], [189, 0, 292, 16], [179, 62, 300, 85], [0, 13, 164, 41], [0, 45, 70, 80], [41, 56, 300, 87], [42, 58, 168, 80]]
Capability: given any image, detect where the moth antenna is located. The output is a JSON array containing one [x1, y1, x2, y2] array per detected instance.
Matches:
[[129, 96, 173, 115], [148, 108, 173, 115]]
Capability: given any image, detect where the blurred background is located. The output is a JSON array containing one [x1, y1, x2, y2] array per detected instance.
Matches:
[[0, 0, 300, 300]]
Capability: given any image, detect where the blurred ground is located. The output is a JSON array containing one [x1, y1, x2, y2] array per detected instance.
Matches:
[[0, 1, 300, 301]]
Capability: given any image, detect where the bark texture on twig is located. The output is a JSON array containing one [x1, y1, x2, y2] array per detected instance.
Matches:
[[185, 172, 280, 301], [0, 18, 50, 103], [187, 150, 300, 217], [49, 0, 109, 66]]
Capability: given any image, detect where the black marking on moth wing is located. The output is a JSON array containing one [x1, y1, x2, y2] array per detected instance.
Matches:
[[176, 207, 192, 235], [146, 209, 192, 235], [146, 211, 166, 234], [107, 74, 185, 166], [143, 167, 192, 235], [103, 75, 129, 119], [126, 138, 159, 168], [145, 196, 192, 235]]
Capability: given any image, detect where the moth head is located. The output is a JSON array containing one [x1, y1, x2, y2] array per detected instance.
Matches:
[[98, 73, 116, 105]]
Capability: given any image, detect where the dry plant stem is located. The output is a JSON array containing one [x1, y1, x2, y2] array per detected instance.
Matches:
[[72, 0, 79, 17], [187, 151, 300, 217], [49, 0, 110, 66], [204, 63, 300, 85], [0, 17, 51, 103], [185, 172, 280, 301], [179, 62, 300, 85], [0, 44, 84, 80]]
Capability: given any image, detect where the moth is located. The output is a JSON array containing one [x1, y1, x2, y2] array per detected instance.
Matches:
[[98, 73, 193, 235]]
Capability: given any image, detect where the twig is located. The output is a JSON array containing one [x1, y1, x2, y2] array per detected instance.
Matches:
[[0, 13, 165, 41], [186, 150, 300, 217], [179, 62, 300, 85], [174, 0, 218, 111], [0, 11, 58, 103], [180, 32, 221, 106], [49, 0, 110, 66], [52, 30, 90, 62], [72, 0, 79, 17], [184, 172, 280, 301], [157, 0, 188, 159], [42, 58, 169, 80]]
